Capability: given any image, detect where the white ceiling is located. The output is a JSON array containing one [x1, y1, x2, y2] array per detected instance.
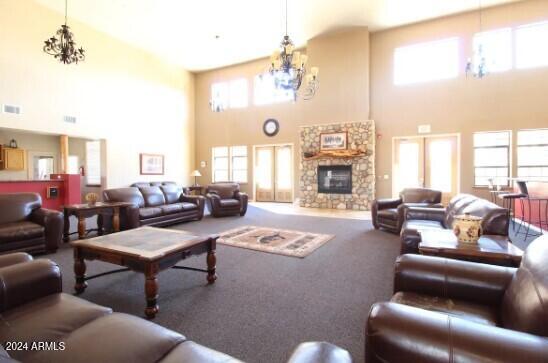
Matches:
[[35, 0, 522, 71]]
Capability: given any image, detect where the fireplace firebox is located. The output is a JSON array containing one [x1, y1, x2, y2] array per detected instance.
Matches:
[[317, 165, 352, 194]]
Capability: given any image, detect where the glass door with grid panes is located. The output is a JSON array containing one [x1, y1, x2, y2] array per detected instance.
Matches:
[[393, 135, 459, 205], [254, 144, 293, 202]]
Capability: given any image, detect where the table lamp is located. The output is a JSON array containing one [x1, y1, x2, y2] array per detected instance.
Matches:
[[190, 170, 202, 186]]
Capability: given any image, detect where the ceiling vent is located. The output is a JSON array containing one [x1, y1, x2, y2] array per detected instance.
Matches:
[[63, 115, 77, 124], [2, 104, 21, 115]]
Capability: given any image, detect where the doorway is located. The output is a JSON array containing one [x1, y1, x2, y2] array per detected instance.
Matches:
[[254, 144, 294, 202], [392, 134, 460, 205]]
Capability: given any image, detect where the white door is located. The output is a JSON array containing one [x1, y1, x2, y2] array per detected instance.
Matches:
[[255, 145, 294, 202]]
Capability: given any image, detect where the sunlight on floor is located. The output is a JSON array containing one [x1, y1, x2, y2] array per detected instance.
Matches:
[[250, 202, 371, 220]]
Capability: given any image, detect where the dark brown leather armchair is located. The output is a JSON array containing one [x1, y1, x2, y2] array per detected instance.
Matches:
[[400, 193, 509, 254], [371, 188, 442, 234], [365, 235, 548, 363], [0, 254, 351, 363], [206, 183, 248, 217], [0, 193, 63, 254]]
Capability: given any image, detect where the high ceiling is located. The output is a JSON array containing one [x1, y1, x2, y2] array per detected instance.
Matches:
[[36, 0, 522, 71]]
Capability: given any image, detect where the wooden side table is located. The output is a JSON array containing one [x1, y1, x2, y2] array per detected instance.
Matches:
[[419, 229, 523, 267], [187, 185, 204, 196], [63, 202, 132, 242]]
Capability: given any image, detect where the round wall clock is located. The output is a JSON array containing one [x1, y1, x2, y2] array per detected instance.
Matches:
[[263, 119, 279, 137]]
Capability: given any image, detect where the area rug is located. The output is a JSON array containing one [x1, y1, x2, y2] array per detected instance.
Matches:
[[217, 225, 334, 258]]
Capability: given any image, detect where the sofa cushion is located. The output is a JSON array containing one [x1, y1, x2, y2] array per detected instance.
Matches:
[[0, 293, 111, 361], [160, 204, 184, 215], [139, 207, 163, 219], [391, 292, 499, 327], [0, 221, 44, 243], [219, 199, 240, 207], [403, 219, 444, 231], [27, 313, 185, 363], [0, 193, 42, 225], [160, 341, 243, 363], [181, 202, 198, 211], [103, 187, 145, 208], [377, 208, 398, 221], [160, 185, 183, 204], [139, 187, 166, 207]]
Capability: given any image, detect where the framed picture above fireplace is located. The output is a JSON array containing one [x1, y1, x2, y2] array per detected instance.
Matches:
[[320, 132, 347, 151]]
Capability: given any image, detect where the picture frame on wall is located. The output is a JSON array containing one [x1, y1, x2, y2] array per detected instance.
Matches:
[[140, 153, 164, 175], [320, 132, 348, 151]]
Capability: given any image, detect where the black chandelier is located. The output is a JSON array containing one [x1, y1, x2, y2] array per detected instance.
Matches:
[[43, 0, 85, 64]]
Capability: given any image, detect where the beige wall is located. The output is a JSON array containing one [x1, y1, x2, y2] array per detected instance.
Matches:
[[195, 27, 370, 199], [371, 0, 548, 199], [0, 0, 195, 188]]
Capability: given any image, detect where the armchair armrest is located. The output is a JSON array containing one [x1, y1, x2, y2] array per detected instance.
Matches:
[[374, 198, 402, 210], [0, 259, 61, 312], [394, 254, 516, 305], [405, 207, 446, 224], [286, 342, 351, 363], [366, 302, 548, 363], [0, 253, 33, 268], [234, 191, 248, 216], [30, 208, 63, 252]]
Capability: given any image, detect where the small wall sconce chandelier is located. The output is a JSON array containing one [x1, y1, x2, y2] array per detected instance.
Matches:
[[43, 0, 85, 64], [466, 0, 487, 78]]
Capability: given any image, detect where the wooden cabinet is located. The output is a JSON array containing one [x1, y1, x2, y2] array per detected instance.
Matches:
[[1, 148, 26, 171]]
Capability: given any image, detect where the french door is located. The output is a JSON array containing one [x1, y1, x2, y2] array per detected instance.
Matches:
[[254, 144, 293, 202], [393, 134, 459, 205]]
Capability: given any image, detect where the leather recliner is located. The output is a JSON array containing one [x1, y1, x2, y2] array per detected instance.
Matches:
[[365, 234, 548, 363], [0, 254, 351, 363], [371, 188, 442, 234], [400, 193, 509, 254], [103, 184, 205, 229], [206, 183, 248, 217], [0, 193, 63, 254]]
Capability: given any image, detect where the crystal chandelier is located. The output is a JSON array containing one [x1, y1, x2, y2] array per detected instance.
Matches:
[[43, 0, 85, 64], [466, 0, 486, 78], [269, 0, 319, 100]]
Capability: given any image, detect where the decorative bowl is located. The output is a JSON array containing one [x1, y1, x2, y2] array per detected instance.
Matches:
[[453, 213, 482, 244], [85, 193, 98, 205]]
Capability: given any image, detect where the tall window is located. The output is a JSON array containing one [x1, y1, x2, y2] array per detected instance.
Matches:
[[517, 129, 548, 181], [254, 73, 294, 105], [473, 28, 512, 73], [394, 37, 459, 85], [516, 21, 548, 69], [473, 131, 511, 187], [212, 146, 247, 183], [85, 141, 101, 186], [210, 79, 248, 110], [68, 155, 79, 174]]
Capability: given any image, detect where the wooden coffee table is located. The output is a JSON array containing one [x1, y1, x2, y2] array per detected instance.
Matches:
[[63, 202, 133, 241], [71, 226, 218, 319], [419, 229, 523, 267]]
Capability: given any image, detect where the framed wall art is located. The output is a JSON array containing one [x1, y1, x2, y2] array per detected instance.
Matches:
[[320, 132, 347, 151], [140, 153, 164, 175]]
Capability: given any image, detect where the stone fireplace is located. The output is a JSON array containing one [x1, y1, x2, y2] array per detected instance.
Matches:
[[299, 121, 375, 210]]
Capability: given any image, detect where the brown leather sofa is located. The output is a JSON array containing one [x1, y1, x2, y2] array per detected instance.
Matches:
[[400, 193, 509, 254], [0, 254, 351, 363], [365, 234, 548, 363], [372, 188, 443, 234], [103, 183, 205, 229], [206, 183, 248, 217], [0, 193, 63, 254]]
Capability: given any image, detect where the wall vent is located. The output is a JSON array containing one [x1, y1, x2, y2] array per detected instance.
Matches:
[[2, 104, 21, 115], [63, 115, 77, 124]]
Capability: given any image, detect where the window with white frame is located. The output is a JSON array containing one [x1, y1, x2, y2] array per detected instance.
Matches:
[[517, 129, 548, 181], [394, 37, 459, 85], [210, 79, 248, 110], [253, 73, 294, 105], [473, 28, 512, 74], [85, 141, 101, 186], [212, 146, 247, 183], [516, 21, 548, 70], [473, 131, 511, 187]]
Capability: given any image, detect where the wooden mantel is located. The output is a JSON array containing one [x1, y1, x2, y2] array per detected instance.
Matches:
[[303, 149, 370, 161]]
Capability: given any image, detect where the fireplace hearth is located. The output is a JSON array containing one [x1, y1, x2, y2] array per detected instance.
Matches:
[[318, 165, 352, 194]]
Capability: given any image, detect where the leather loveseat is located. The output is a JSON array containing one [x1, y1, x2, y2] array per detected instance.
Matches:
[[0, 193, 63, 254], [103, 183, 205, 229], [206, 183, 248, 217], [371, 188, 442, 234], [400, 193, 509, 254], [0, 253, 351, 363], [365, 234, 548, 362]]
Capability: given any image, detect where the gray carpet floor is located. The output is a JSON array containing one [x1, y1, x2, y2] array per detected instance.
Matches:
[[40, 206, 534, 363]]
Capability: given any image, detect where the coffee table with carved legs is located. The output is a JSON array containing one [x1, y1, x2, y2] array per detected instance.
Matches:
[[71, 226, 218, 319]]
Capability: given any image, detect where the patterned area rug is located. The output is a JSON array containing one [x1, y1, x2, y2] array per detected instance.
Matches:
[[217, 225, 334, 258]]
